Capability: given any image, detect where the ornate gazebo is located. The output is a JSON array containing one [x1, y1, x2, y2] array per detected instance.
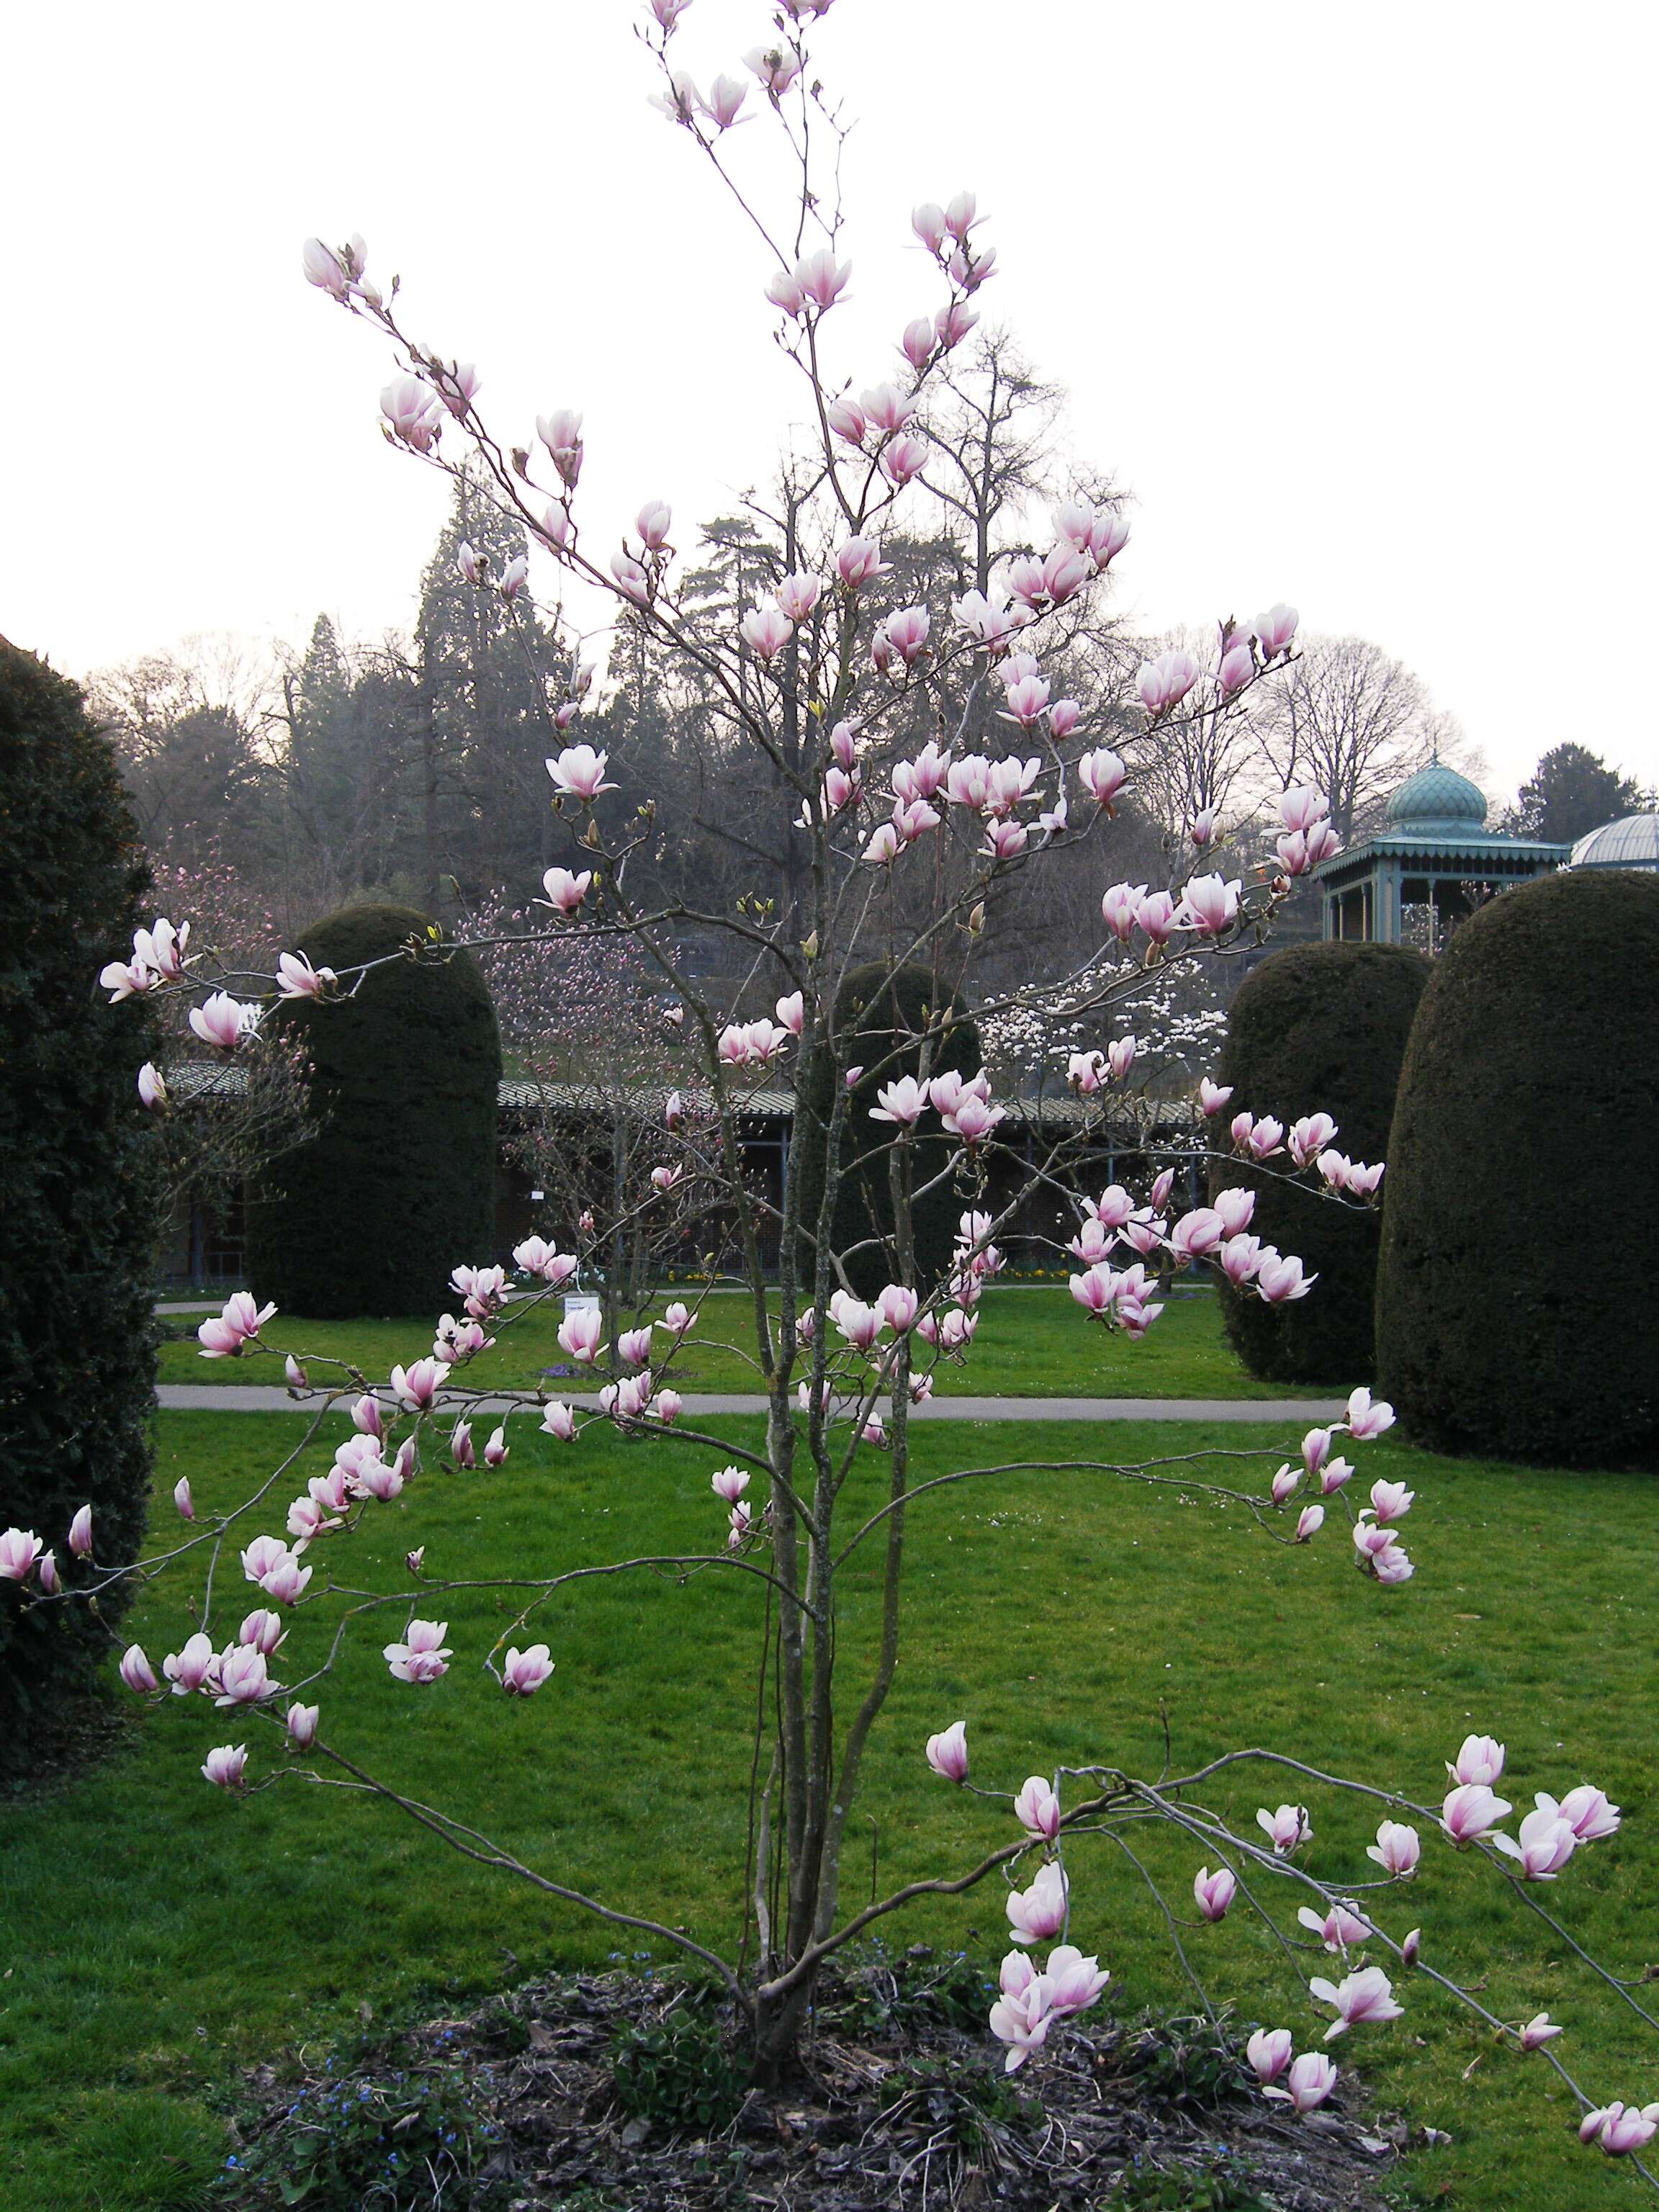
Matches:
[[1569, 813, 1659, 872], [1312, 760, 1569, 945]]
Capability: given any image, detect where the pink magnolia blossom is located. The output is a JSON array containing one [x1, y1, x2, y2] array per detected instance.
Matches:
[[701, 71, 747, 129], [215, 1642, 274, 1707], [870, 1075, 927, 1127], [1246, 2028, 1293, 2086], [950, 585, 1029, 653], [380, 376, 444, 451], [635, 498, 672, 549], [541, 1402, 577, 1441], [1492, 1807, 1578, 1881], [0, 1527, 43, 1583], [836, 534, 889, 588], [651, 1389, 683, 1425], [1539, 1784, 1620, 1842], [878, 1283, 919, 1333], [1256, 1254, 1315, 1303], [711, 1466, 750, 1506], [1006, 1861, 1068, 1945], [1013, 1775, 1062, 1842], [741, 603, 794, 660], [99, 955, 157, 1002], [1519, 2013, 1563, 2050], [120, 1643, 159, 1694], [385, 1619, 452, 1684], [926, 1721, 968, 1781], [1319, 1456, 1356, 1496], [390, 1357, 449, 1412], [1045, 1943, 1110, 2016], [131, 917, 188, 979], [539, 865, 593, 917], [1256, 1802, 1311, 1854], [1344, 1386, 1395, 1440], [1267, 2051, 1337, 2113], [1177, 873, 1242, 938], [546, 743, 615, 800], [1440, 1781, 1513, 1845], [302, 237, 351, 296], [189, 991, 256, 1050], [1288, 1112, 1339, 1168], [173, 1476, 195, 1521], [1137, 649, 1199, 714], [287, 1703, 320, 1750], [746, 40, 804, 95], [135, 1061, 168, 1110], [1295, 1504, 1325, 1542], [1270, 1464, 1302, 1506], [1310, 1964, 1402, 2039], [1369, 1479, 1414, 1524], [1450, 1734, 1506, 1787], [513, 1238, 577, 1286], [793, 245, 849, 310], [1169, 1206, 1224, 1263], [259, 1552, 313, 1606], [66, 1503, 93, 1560], [1199, 1077, 1234, 1117], [1583, 2103, 1659, 2156], [987, 1968, 1055, 2072], [197, 1291, 276, 1358], [503, 1644, 555, 1696], [201, 1743, 249, 1791], [911, 199, 948, 252], [1298, 1902, 1372, 1953], [1367, 1820, 1421, 1877], [1193, 1865, 1236, 1921], [1256, 602, 1300, 657], [240, 1608, 286, 1656], [1079, 748, 1126, 810], [162, 1633, 216, 1696]]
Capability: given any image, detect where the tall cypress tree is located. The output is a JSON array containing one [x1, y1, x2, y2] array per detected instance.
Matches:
[[0, 640, 163, 1735]]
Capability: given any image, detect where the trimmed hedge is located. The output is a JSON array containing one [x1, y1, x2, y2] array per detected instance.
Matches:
[[245, 904, 502, 1318], [1213, 942, 1430, 1385], [793, 963, 981, 1303], [1376, 871, 1659, 1468], [0, 640, 163, 1735]]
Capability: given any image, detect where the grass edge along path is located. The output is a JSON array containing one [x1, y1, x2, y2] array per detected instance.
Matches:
[[4, 1408, 1656, 2212]]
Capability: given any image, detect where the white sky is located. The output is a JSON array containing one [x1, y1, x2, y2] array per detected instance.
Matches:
[[5, 0, 1656, 803]]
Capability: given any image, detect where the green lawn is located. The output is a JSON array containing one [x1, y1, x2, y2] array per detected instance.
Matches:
[[156, 1282, 1339, 1401], [4, 1410, 1656, 2211]]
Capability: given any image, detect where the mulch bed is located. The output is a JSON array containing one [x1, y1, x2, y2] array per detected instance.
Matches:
[[225, 1949, 1427, 2210]]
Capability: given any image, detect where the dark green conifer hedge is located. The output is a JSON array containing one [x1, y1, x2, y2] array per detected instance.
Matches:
[[1376, 871, 1659, 1467], [0, 639, 163, 1734], [793, 962, 981, 1303], [1213, 941, 1430, 1385], [244, 904, 501, 1318]]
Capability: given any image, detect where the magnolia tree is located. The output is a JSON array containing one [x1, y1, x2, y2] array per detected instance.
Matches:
[[13, 0, 1656, 2173]]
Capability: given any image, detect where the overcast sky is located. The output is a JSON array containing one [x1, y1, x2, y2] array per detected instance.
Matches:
[[6, 0, 1655, 802]]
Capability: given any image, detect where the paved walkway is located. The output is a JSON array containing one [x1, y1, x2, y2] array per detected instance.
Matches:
[[156, 1385, 1341, 1424]]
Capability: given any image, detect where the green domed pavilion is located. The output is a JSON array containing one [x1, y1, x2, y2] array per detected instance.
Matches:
[[1311, 758, 1569, 945]]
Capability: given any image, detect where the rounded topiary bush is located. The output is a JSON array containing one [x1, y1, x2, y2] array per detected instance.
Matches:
[[793, 962, 981, 1303], [244, 904, 502, 1318], [1212, 942, 1431, 1385], [1376, 870, 1659, 1468], [0, 639, 164, 1736]]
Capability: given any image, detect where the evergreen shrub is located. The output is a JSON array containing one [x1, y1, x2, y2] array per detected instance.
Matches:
[[245, 903, 502, 1318], [1375, 870, 1659, 1467], [1213, 941, 1430, 1384], [0, 639, 163, 1733]]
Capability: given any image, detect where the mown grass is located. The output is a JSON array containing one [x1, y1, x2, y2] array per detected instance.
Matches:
[[4, 1409, 1656, 2211], [155, 1282, 1338, 1401]]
